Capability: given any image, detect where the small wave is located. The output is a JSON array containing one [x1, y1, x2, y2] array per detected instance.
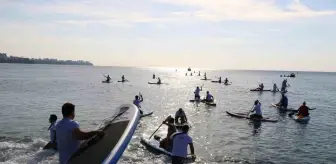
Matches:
[[0, 137, 58, 164]]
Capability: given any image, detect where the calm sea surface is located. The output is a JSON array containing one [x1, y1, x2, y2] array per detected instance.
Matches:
[[0, 64, 335, 164]]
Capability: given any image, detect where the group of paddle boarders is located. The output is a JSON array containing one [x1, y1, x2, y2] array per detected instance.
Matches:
[[154, 108, 196, 164], [193, 85, 215, 103], [103, 75, 128, 83], [45, 103, 105, 164], [253, 79, 288, 92]]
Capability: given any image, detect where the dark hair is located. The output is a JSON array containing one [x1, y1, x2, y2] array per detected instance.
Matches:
[[254, 100, 259, 105], [49, 114, 57, 121], [182, 125, 189, 133], [62, 103, 75, 117]]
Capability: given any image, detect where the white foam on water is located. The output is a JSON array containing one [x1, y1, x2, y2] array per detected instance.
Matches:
[[0, 138, 58, 164]]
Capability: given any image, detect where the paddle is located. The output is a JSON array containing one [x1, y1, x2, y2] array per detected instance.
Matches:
[[246, 105, 255, 116], [149, 123, 163, 140]]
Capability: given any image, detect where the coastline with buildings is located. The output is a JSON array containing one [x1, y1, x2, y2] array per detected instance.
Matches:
[[0, 53, 93, 66]]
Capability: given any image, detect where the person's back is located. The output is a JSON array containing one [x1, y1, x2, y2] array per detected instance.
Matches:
[[206, 92, 213, 101], [56, 118, 80, 164], [254, 103, 262, 116], [281, 96, 288, 108], [170, 125, 195, 164], [133, 99, 141, 108], [298, 102, 309, 117], [171, 133, 192, 158], [273, 84, 277, 92], [175, 109, 186, 123], [194, 87, 200, 98]]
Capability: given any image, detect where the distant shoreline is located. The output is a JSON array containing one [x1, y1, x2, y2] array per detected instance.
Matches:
[[0, 53, 93, 66]]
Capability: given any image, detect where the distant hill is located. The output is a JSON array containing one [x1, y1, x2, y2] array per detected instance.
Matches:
[[0, 53, 93, 66]]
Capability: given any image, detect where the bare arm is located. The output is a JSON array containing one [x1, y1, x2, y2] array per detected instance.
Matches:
[[189, 143, 195, 155], [72, 128, 99, 140]]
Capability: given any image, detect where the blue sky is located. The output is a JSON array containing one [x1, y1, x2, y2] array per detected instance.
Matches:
[[0, 0, 335, 71]]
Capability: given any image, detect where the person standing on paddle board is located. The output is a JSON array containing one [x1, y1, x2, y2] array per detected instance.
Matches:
[[56, 103, 104, 164], [194, 86, 202, 100], [281, 79, 287, 92], [250, 100, 263, 119], [133, 94, 144, 114], [198, 71, 200, 76], [159, 116, 176, 151], [153, 74, 155, 79], [175, 108, 188, 124], [121, 75, 125, 82], [218, 77, 222, 83], [297, 101, 310, 118], [171, 125, 196, 164], [204, 91, 214, 102], [43, 114, 58, 150], [204, 73, 207, 80], [277, 93, 288, 109]]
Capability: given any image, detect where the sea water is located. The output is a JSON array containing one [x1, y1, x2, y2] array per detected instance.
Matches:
[[0, 64, 335, 164]]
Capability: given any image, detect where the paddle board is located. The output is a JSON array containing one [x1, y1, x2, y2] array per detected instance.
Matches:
[[200, 79, 212, 81], [250, 89, 271, 92], [226, 111, 277, 122], [148, 82, 167, 85], [67, 104, 140, 164], [117, 80, 129, 83], [141, 136, 195, 163], [102, 81, 111, 83], [293, 115, 310, 123], [271, 104, 297, 112]]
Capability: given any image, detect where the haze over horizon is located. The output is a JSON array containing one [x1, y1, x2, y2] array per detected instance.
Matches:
[[1, 0, 336, 72]]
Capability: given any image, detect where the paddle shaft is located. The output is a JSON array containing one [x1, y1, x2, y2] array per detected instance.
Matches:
[[149, 123, 163, 140], [247, 105, 255, 116]]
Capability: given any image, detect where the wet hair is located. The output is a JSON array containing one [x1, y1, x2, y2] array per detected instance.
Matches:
[[135, 95, 139, 99], [62, 103, 75, 117], [49, 114, 57, 121], [303, 101, 306, 105], [178, 108, 183, 111], [182, 125, 189, 133], [254, 100, 259, 105], [207, 91, 209, 93]]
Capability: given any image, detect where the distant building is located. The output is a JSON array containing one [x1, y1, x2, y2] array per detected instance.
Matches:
[[0, 52, 93, 65]]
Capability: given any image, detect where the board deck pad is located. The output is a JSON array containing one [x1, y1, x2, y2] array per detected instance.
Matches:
[[68, 104, 140, 164]]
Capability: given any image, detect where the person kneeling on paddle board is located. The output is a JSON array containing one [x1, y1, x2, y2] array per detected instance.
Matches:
[[218, 77, 222, 83], [171, 125, 196, 164], [157, 77, 162, 84], [133, 94, 144, 114], [194, 86, 202, 100], [121, 75, 125, 82], [296, 101, 310, 118], [158, 116, 176, 151], [104, 75, 111, 83], [43, 114, 58, 150], [224, 78, 229, 85], [250, 100, 263, 119], [272, 83, 279, 92], [175, 108, 188, 124], [56, 103, 104, 164], [204, 91, 214, 102], [257, 83, 264, 90], [277, 93, 288, 109]]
